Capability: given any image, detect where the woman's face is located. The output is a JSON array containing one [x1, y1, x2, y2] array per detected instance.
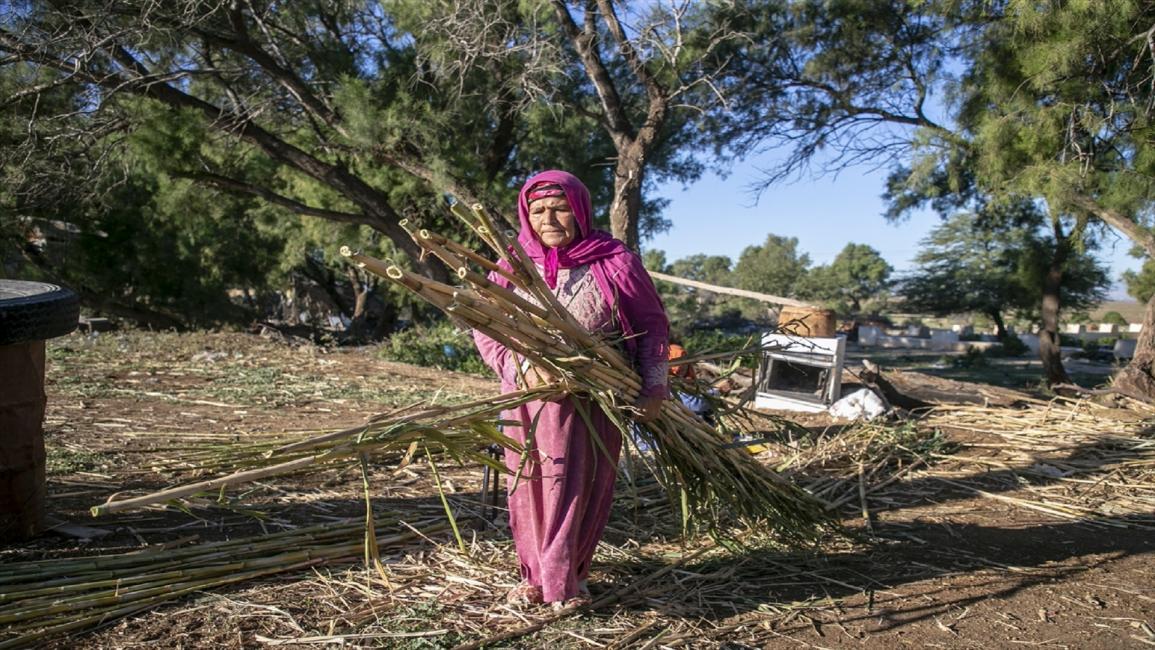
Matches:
[[528, 196, 578, 248]]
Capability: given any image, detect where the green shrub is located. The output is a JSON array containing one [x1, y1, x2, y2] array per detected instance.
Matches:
[[1102, 311, 1128, 327], [953, 346, 989, 368], [380, 321, 493, 376], [999, 335, 1029, 357]]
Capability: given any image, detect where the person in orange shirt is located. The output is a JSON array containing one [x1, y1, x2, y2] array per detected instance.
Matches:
[[668, 342, 714, 424], [668, 343, 696, 381]]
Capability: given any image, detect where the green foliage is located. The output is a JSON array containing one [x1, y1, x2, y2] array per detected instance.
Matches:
[[1101, 311, 1129, 327], [5, 98, 287, 327], [798, 243, 892, 314], [705, 0, 967, 184], [642, 249, 669, 273], [732, 234, 810, 297], [681, 329, 760, 368], [1123, 259, 1155, 303], [899, 206, 1108, 333], [963, 1, 1155, 228], [1082, 338, 1108, 354], [45, 447, 105, 475], [670, 254, 735, 286], [953, 346, 989, 369], [89, 177, 282, 325], [380, 321, 493, 376], [645, 250, 755, 337], [998, 335, 1029, 358], [4, 0, 771, 328], [1012, 233, 1110, 321]]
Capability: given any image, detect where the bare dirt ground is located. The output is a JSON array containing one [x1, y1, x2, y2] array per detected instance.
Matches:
[[4, 330, 1155, 649]]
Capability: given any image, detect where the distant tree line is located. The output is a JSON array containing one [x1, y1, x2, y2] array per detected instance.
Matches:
[[646, 223, 1109, 343], [645, 239, 895, 335]]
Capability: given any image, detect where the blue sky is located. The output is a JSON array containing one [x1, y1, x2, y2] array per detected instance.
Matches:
[[649, 159, 1141, 300]]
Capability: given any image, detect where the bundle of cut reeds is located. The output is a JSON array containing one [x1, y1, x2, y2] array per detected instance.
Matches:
[[340, 202, 831, 539]]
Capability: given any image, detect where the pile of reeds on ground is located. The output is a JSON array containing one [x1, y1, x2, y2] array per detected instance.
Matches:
[[918, 399, 1155, 529], [0, 517, 447, 649]]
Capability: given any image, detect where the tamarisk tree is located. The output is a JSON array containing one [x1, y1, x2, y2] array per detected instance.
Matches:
[[899, 208, 1107, 341], [3, 1, 784, 301]]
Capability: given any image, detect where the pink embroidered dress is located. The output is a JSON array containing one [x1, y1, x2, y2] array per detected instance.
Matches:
[[473, 170, 669, 603]]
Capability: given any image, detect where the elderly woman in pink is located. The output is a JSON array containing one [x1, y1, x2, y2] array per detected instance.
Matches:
[[473, 170, 669, 608]]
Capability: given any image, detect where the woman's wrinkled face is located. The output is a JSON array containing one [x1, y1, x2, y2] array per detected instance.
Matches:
[[528, 196, 578, 248]]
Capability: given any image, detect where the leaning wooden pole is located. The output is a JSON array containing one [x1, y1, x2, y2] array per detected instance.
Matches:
[[648, 271, 816, 308]]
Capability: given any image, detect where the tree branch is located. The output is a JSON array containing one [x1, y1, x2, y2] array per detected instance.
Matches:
[[550, 0, 634, 141], [0, 27, 443, 276], [1066, 193, 1155, 257], [189, 23, 348, 140], [183, 172, 368, 223], [594, 0, 664, 106]]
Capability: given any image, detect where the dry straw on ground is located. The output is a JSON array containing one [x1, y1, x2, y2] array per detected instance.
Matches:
[[8, 363, 1155, 647]]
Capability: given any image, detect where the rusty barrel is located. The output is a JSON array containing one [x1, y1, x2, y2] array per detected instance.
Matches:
[[0, 280, 78, 542], [777, 305, 837, 338]]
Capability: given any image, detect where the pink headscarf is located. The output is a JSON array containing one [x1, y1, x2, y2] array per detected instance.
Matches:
[[516, 170, 626, 289]]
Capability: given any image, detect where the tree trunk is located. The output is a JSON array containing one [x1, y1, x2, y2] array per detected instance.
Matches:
[[1039, 256, 1071, 386], [550, 0, 667, 254], [988, 310, 1007, 339], [609, 143, 645, 250], [345, 268, 372, 341], [1066, 196, 1155, 397], [1112, 292, 1155, 399], [301, 258, 351, 318]]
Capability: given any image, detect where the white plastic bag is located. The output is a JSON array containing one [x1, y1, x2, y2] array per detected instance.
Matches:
[[828, 388, 888, 421]]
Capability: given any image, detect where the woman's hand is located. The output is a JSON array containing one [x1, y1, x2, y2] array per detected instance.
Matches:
[[632, 393, 665, 423], [520, 365, 569, 402], [521, 365, 554, 389]]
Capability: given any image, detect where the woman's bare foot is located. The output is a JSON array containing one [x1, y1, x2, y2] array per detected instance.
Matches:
[[506, 582, 543, 605], [550, 590, 593, 611]]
